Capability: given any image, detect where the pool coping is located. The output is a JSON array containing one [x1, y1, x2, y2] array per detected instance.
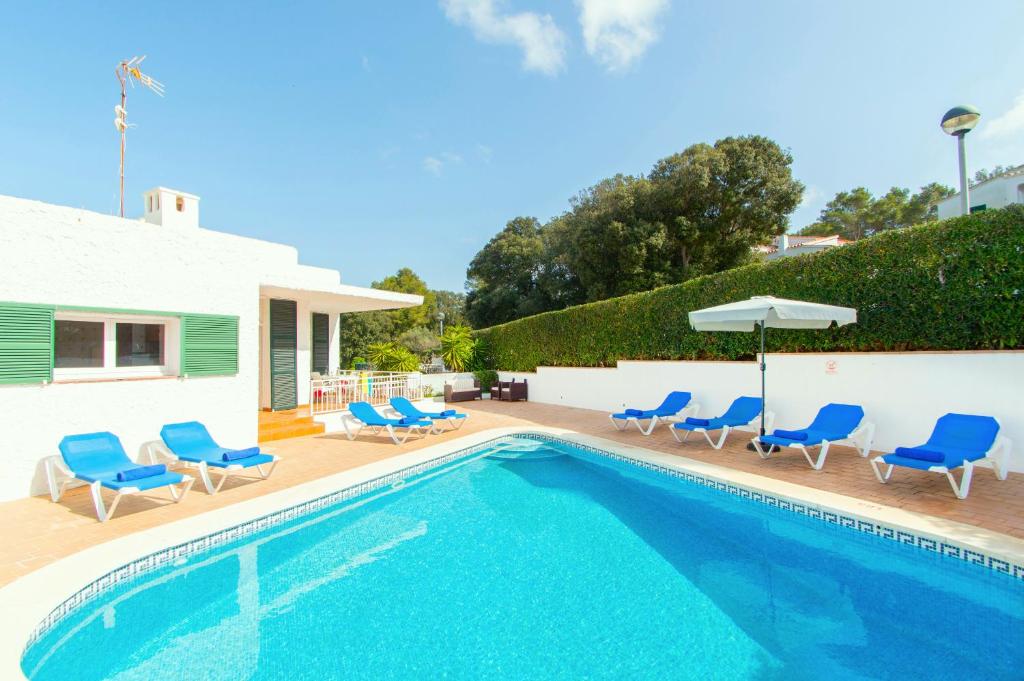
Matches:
[[4, 426, 1024, 679]]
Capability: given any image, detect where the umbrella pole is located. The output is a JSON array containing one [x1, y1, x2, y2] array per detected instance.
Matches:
[[760, 321, 766, 436]]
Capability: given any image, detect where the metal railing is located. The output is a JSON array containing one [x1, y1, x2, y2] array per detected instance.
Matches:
[[310, 371, 424, 416]]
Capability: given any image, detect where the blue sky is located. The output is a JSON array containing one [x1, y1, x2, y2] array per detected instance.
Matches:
[[2, 1, 1023, 292]]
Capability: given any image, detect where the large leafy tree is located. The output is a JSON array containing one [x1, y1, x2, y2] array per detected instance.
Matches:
[[465, 217, 566, 327]]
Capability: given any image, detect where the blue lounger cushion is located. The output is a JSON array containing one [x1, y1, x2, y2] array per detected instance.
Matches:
[[613, 392, 692, 421], [58, 432, 188, 492], [117, 464, 167, 482], [674, 397, 763, 433], [438, 409, 457, 418], [773, 429, 808, 441], [161, 422, 272, 469], [893, 446, 944, 463], [685, 417, 711, 427], [881, 414, 1000, 472], [350, 402, 430, 428], [222, 447, 260, 462], [390, 397, 467, 422]]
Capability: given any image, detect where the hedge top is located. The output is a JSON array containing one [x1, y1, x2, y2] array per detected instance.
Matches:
[[474, 205, 1024, 372]]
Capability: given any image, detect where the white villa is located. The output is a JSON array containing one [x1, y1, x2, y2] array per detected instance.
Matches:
[[936, 165, 1024, 219], [0, 188, 422, 502]]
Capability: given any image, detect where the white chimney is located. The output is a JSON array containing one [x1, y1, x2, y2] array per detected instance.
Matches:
[[142, 187, 200, 229]]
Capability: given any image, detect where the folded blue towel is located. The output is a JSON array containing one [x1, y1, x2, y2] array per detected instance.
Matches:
[[773, 429, 808, 441], [223, 447, 260, 462], [894, 446, 945, 463], [438, 409, 456, 418], [624, 408, 644, 417], [398, 416, 420, 426], [685, 417, 711, 427], [117, 464, 167, 482]]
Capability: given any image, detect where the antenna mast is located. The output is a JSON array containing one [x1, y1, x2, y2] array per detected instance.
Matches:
[[115, 56, 164, 217]]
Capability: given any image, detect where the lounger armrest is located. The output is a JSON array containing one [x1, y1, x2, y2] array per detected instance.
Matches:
[[845, 421, 875, 457], [142, 440, 178, 466], [43, 455, 75, 502]]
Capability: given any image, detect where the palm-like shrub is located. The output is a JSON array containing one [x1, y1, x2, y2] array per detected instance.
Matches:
[[440, 325, 477, 372], [366, 342, 421, 372]]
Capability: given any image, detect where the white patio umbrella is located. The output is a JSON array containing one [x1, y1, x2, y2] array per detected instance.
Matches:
[[688, 296, 857, 439]]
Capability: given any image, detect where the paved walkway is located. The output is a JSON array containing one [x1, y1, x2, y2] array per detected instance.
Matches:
[[1, 400, 1020, 587]]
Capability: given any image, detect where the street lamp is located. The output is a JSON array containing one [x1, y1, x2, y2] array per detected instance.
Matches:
[[438, 311, 445, 337], [940, 105, 981, 216]]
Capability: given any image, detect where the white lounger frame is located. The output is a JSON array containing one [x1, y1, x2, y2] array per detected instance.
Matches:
[[144, 442, 279, 495], [671, 411, 775, 450], [609, 403, 701, 436], [750, 421, 875, 470], [340, 413, 430, 445], [44, 455, 194, 522], [869, 436, 1012, 499]]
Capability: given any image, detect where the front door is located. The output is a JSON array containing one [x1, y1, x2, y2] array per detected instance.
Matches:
[[269, 299, 297, 410]]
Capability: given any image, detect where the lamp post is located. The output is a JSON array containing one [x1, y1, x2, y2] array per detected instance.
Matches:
[[940, 105, 981, 216], [438, 311, 445, 337]]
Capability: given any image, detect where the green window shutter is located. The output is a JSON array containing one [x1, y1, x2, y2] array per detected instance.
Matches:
[[269, 299, 297, 410], [181, 314, 238, 376], [0, 303, 54, 385], [311, 312, 330, 375]]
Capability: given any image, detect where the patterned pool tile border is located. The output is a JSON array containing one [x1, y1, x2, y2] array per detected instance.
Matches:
[[24, 430, 1023, 653], [517, 433, 1024, 582]]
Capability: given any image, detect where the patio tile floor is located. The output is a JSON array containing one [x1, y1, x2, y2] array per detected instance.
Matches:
[[1, 399, 1021, 588]]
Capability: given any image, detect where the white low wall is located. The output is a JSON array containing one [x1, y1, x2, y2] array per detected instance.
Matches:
[[420, 372, 477, 397], [500, 351, 1024, 472]]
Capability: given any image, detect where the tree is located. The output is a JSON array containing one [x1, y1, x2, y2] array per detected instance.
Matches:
[[397, 326, 438, 356], [465, 217, 558, 327], [799, 183, 955, 239], [972, 164, 1022, 186], [433, 290, 468, 329], [372, 267, 436, 330]]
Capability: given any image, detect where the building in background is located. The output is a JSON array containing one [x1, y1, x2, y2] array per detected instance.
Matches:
[[0, 188, 422, 501], [936, 164, 1024, 220], [757, 233, 850, 260]]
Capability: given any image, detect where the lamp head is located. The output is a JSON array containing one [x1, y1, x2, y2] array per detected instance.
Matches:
[[941, 105, 981, 136]]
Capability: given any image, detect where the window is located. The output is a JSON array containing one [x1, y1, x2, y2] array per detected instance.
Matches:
[[116, 323, 164, 366], [54, 320, 104, 368], [52, 314, 178, 380]]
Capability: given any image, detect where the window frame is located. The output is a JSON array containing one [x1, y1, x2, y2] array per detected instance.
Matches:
[[52, 312, 180, 381]]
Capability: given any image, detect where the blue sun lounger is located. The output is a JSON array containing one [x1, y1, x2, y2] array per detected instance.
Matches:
[[46, 432, 194, 521], [870, 413, 1011, 499], [609, 391, 698, 436], [672, 396, 771, 449], [389, 396, 467, 432], [345, 401, 433, 444], [752, 403, 874, 470], [159, 421, 279, 495]]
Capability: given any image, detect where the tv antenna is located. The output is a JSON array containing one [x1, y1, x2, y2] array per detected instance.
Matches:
[[115, 56, 164, 217]]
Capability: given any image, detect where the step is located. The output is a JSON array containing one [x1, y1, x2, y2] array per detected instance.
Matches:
[[258, 419, 325, 443]]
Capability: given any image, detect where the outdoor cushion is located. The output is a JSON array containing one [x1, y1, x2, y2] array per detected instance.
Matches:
[[116, 464, 167, 482], [686, 417, 711, 427], [894, 446, 944, 463], [222, 447, 260, 462], [625, 408, 645, 417], [774, 429, 808, 441]]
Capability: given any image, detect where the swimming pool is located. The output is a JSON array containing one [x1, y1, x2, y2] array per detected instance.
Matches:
[[22, 436, 1024, 680]]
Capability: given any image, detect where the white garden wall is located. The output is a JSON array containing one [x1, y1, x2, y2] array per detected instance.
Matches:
[[500, 351, 1024, 472]]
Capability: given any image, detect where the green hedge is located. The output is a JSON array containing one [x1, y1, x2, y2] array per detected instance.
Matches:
[[475, 205, 1024, 371]]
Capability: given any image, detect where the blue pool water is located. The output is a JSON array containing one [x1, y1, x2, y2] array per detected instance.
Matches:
[[23, 438, 1024, 680]]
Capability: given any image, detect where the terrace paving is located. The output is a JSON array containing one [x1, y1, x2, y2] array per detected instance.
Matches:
[[1, 399, 1021, 588]]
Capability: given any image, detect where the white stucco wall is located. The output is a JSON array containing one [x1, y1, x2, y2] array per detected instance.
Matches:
[[0, 193, 418, 501], [500, 351, 1024, 472]]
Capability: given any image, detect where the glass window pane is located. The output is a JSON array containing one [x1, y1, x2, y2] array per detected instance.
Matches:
[[54, 320, 105, 368], [116, 323, 164, 367]]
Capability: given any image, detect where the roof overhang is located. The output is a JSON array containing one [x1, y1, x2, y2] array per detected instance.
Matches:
[[259, 281, 423, 314]]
